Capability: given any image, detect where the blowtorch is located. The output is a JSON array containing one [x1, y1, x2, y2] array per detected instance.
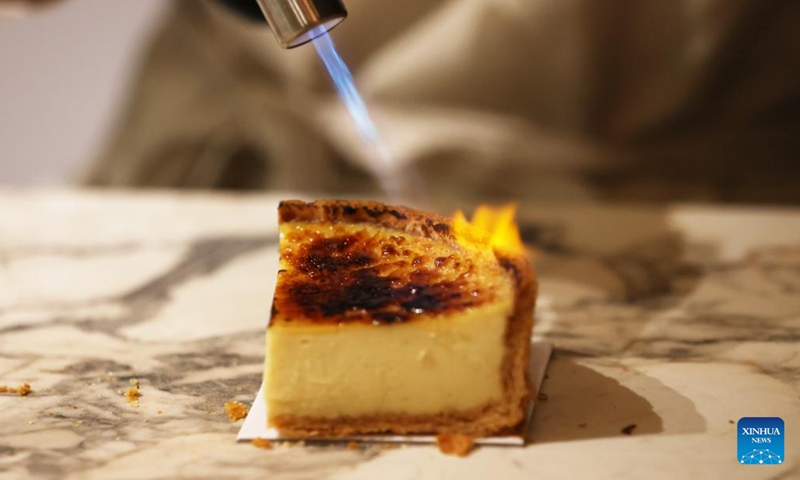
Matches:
[[215, 0, 403, 199], [216, 0, 347, 48]]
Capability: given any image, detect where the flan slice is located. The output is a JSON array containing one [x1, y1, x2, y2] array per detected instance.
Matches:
[[265, 200, 536, 437]]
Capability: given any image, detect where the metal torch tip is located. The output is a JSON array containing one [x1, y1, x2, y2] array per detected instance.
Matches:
[[254, 0, 347, 49]]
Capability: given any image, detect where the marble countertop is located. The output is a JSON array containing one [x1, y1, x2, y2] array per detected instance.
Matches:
[[0, 190, 798, 479]]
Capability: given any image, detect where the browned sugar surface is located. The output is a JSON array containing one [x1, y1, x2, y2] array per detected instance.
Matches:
[[271, 224, 503, 326]]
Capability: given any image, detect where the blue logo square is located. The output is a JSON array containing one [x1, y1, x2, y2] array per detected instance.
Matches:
[[738, 417, 784, 465]]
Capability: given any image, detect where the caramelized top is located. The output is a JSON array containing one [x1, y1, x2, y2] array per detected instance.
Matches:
[[271, 222, 512, 326]]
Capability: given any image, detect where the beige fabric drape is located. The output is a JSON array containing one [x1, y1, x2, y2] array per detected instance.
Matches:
[[85, 0, 800, 209]]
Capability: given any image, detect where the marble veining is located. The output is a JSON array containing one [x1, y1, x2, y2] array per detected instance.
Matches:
[[0, 190, 798, 479]]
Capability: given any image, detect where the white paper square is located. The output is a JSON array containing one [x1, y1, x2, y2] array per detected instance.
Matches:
[[238, 340, 552, 446]]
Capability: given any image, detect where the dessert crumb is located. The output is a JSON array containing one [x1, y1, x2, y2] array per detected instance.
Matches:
[[621, 424, 637, 435], [157, 410, 163, 415], [125, 379, 142, 403], [436, 434, 475, 457], [347, 441, 359, 450], [537, 392, 549, 402], [224, 401, 249, 422], [578, 423, 588, 429], [252, 438, 273, 450], [728, 420, 734, 424], [0, 383, 33, 396]]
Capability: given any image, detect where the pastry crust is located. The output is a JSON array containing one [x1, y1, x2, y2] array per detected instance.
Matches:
[[278, 200, 455, 242]]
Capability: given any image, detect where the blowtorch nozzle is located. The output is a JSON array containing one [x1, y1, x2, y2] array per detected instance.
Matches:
[[254, 0, 347, 49]]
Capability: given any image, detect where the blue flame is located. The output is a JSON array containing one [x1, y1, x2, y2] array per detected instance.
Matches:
[[310, 27, 397, 193]]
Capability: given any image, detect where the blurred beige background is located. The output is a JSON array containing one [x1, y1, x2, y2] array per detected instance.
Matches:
[[0, 0, 165, 185], [2, 0, 797, 208]]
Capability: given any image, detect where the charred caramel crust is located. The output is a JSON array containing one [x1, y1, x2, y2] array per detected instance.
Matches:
[[278, 200, 454, 242], [274, 231, 489, 325], [273, 200, 497, 326]]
